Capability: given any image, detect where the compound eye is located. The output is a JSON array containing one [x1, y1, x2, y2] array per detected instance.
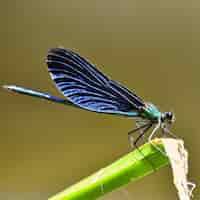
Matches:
[[168, 112, 175, 123], [167, 112, 172, 119]]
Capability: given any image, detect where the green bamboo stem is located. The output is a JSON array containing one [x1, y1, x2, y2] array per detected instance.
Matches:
[[48, 139, 169, 200]]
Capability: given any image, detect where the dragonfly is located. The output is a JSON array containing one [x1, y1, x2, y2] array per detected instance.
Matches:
[[3, 47, 175, 148]]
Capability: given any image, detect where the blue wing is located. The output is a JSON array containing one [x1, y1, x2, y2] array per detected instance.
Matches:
[[46, 48, 145, 117]]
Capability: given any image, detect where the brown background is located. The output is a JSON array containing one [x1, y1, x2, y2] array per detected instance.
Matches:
[[0, 0, 199, 199]]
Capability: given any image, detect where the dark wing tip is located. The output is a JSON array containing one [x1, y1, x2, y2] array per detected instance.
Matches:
[[48, 47, 65, 53], [47, 47, 74, 55], [46, 47, 76, 64]]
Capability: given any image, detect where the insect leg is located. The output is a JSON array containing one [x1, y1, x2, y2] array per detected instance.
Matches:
[[134, 124, 153, 145], [128, 122, 150, 135], [148, 120, 161, 142], [135, 120, 150, 135], [161, 124, 177, 138], [133, 124, 157, 171], [148, 120, 169, 157], [128, 123, 150, 148]]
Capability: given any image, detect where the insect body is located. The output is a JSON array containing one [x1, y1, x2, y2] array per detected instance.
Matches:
[[3, 48, 175, 146]]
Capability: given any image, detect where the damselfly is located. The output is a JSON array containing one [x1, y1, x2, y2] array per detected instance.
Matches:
[[3, 48, 175, 147]]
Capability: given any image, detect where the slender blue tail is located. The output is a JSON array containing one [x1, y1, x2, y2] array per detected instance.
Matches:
[[2, 85, 73, 105]]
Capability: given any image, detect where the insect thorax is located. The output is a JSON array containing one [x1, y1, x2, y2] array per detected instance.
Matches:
[[141, 103, 162, 121]]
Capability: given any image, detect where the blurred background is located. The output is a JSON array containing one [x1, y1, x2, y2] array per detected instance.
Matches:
[[0, 0, 199, 199]]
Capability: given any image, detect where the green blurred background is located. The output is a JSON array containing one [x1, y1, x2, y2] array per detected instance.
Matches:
[[0, 0, 199, 199]]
